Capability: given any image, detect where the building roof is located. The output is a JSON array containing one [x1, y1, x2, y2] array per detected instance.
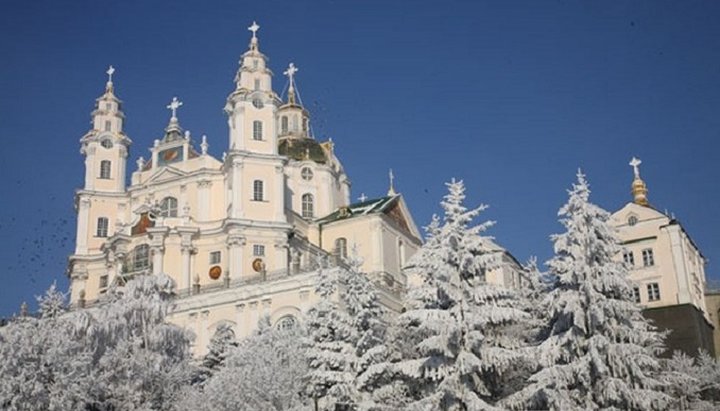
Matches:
[[316, 195, 398, 225], [278, 138, 328, 164]]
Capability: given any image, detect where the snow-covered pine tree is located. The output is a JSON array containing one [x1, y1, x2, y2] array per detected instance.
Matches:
[[303, 262, 359, 409], [196, 323, 238, 383], [176, 319, 309, 411], [0, 285, 91, 411], [506, 171, 671, 411], [364, 179, 528, 410], [86, 273, 194, 411]]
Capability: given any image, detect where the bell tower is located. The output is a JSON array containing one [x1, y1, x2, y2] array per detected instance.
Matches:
[[223, 22, 286, 222], [79, 66, 132, 193]]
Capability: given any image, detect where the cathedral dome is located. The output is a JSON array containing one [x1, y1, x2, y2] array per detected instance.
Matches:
[[278, 138, 328, 164]]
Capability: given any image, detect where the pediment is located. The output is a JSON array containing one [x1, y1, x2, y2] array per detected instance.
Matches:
[[611, 202, 668, 227], [383, 196, 422, 241], [146, 166, 187, 184]]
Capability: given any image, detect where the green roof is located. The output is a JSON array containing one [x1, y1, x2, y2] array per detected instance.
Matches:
[[278, 138, 328, 164], [316, 195, 398, 225]]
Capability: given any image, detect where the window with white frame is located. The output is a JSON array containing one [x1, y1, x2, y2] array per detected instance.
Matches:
[[160, 197, 178, 217], [104, 120, 112, 132], [253, 120, 263, 140], [335, 237, 347, 259], [132, 244, 150, 271], [253, 59, 258, 69], [96, 217, 109, 237], [99, 274, 109, 290], [99, 160, 111, 179], [253, 244, 265, 256], [623, 251, 635, 266], [301, 193, 314, 218], [281, 116, 288, 133], [210, 251, 221, 265], [254, 79, 260, 90], [647, 282, 660, 301], [628, 215, 638, 226], [632, 285, 641, 303], [642, 248, 655, 267], [101, 139, 113, 149], [253, 180, 264, 201]]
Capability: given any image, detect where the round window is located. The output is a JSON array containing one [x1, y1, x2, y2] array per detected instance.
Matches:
[[301, 167, 314, 181], [252, 99, 264, 109], [101, 139, 113, 149], [628, 216, 638, 226]]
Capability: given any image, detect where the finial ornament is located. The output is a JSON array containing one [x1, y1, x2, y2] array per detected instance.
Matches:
[[167, 97, 183, 120], [284, 62, 298, 82], [358, 193, 368, 202], [201, 135, 209, 155], [248, 21, 260, 39], [629, 156, 642, 179], [629, 156, 649, 206], [388, 169, 397, 196], [106, 65, 115, 83]]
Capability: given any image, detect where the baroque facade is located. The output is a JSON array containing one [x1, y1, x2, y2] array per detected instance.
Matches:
[[65, 23, 528, 354], [611, 158, 714, 356]]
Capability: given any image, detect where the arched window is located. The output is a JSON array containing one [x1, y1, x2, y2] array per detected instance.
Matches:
[[253, 120, 263, 140], [131, 244, 150, 271], [99, 160, 111, 179], [254, 79, 260, 90], [104, 120, 112, 132], [276, 315, 297, 330], [291, 115, 298, 132], [160, 197, 178, 217], [301, 193, 314, 218], [398, 239, 405, 269], [335, 237, 347, 259], [96, 217, 109, 237], [253, 180, 264, 201], [281, 116, 288, 133]]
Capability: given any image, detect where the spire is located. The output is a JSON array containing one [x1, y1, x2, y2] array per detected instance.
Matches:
[[388, 169, 397, 196], [163, 96, 184, 140], [248, 21, 260, 52], [284, 62, 299, 105], [629, 156, 649, 206]]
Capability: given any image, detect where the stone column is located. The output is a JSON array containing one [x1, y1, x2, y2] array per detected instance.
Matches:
[[117, 145, 128, 192], [227, 233, 246, 280], [231, 161, 243, 219], [76, 197, 91, 254], [274, 239, 289, 274], [147, 227, 169, 275], [197, 179, 212, 221], [274, 165, 285, 221], [178, 227, 199, 290], [235, 303, 246, 339]]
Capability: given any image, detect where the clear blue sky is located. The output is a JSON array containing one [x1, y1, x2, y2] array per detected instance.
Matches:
[[1, 0, 719, 316]]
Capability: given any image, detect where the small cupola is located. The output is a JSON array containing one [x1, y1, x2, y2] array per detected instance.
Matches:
[[277, 62, 311, 139], [629, 156, 649, 206]]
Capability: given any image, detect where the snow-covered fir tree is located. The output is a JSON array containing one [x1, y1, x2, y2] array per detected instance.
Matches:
[[85, 273, 194, 411], [195, 323, 238, 384], [363, 179, 528, 410], [0, 286, 90, 411], [506, 171, 671, 411], [303, 262, 361, 409], [177, 317, 309, 411]]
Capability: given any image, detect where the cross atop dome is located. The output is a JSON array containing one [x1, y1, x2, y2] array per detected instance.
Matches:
[[629, 156, 642, 179], [247, 21, 260, 51], [104, 65, 116, 93], [248, 21, 260, 38], [284, 62, 299, 104], [629, 156, 649, 206], [167, 97, 183, 121]]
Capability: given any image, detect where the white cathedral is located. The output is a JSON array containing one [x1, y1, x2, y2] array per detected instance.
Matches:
[[66, 23, 524, 354]]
